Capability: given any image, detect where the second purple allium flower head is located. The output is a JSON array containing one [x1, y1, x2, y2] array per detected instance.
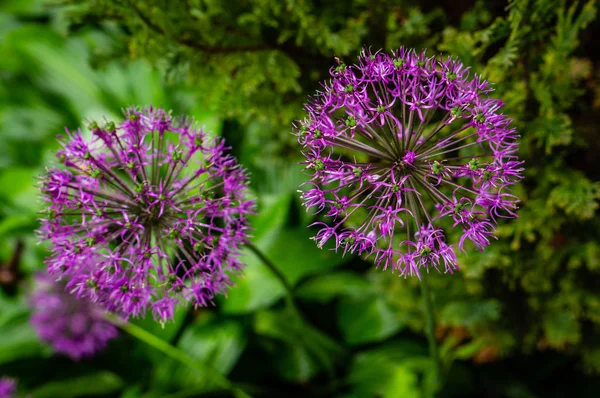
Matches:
[[38, 107, 253, 322], [31, 272, 118, 360], [0, 378, 15, 398], [295, 48, 523, 277]]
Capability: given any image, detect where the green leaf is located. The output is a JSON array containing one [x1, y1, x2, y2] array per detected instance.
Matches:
[[223, 193, 347, 314], [249, 193, 292, 241], [0, 294, 44, 365], [383, 366, 421, 398], [254, 309, 345, 382], [29, 372, 124, 398], [543, 311, 581, 348], [260, 226, 348, 285], [296, 271, 371, 303], [220, 248, 286, 314], [440, 300, 502, 328], [343, 341, 429, 398], [0, 167, 40, 212], [152, 315, 246, 392], [0, 214, 39, 237], [219, 193, 291, 314], [338, 295, 405, 345], [453, 339, 488, 360], [177, 315, 246, 374], [133, 305, 189, 343], [272, 343, 320, 382]]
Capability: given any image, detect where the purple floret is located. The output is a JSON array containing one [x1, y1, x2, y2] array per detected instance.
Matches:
[[0, 377, 16, 398], [30, 273, 118, 360], [38, 106, 254, 322], [294, 48, 523, 278]]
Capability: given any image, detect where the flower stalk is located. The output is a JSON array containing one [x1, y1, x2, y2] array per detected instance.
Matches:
[[419, 274, 442, 391], [106, 315, 251, 398]]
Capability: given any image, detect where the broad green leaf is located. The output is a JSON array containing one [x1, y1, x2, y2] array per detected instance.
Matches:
[[133, 305, 189, 343], [220, 248, 286, 314], [254, 309, 345, 382], [0, 0, 45, 14], [249, 193, 292, 241], [0, 105, 63, 143], [222, 192, 348, 314], [260, 227, 348, 284], [383, 366, 421, 398], [440, 300, 502, 327], [296, 271, 371, 303], [222, 225, 348, 314], [219, 192, 291, 313], [0, 167, 40, 212], [338, 295, 405, 345], [177, 315, 246, 374], [343, 341, 429, 398], [273, 343, 319, 382], [29, 372, 124, 398], [0, 215, 38, 241], [152, 315, 246, 392], [0, 294, 45, 365]]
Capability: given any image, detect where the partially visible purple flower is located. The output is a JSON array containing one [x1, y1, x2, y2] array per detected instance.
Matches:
[[30, 273, 118, 360], [0, 377, 15, 398], [38, 107, 254, 322], [294, 48, 523, 278]]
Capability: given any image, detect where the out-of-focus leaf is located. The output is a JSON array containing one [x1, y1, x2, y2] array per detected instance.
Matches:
[[0, 0, 46, 14], [133, 305, 189, 343], [338, 295, 406, 345], [29, 371, 124, 398], [343, 341, 429, 398], [177, 315, 246, 375], [0, 294, 45, 365], [223, 190, 347, 313], [0, 105, 63, 143], [220, 248, 286, 314], [296, 271, 371, 303], [249, 193, 292, 241], [0, 214, 39, 237], [254, 308, 345, 382], [219, 192, 290, 313], [452, 339, 488, 360], [383, 366, 421, 398], [543, 311, 581, 348], [119, 385, 144, 398], [0, 167, 40, 212], [440, 300, 502, 328], [260, 227, 348, 285], [152, 315, 246, 392]]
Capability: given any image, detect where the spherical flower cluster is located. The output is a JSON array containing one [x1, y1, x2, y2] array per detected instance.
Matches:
[[0, 377, 15, 398], [30, 273, 118, 360], [294, 48, 523, 277], [38, 107, 254, 322]]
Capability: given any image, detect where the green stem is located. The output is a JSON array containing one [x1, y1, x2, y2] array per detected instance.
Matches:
[[245, 242, 297, 313], [245, 242, 345, 376], [419, 274, 442, 393], [106, 315, 251, 398]]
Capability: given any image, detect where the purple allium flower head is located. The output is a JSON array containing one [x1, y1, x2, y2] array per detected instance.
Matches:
[[38, 107, 254, 322], [294, 48, 523, 278], [0, 378, 15, 398], [30, 272, 118, 360]]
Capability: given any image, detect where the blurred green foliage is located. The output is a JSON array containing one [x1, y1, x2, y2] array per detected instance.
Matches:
[[1, 0, 600, 397]]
